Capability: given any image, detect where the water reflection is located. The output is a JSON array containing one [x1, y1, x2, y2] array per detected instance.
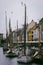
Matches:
[[0, 47, 43, 65]]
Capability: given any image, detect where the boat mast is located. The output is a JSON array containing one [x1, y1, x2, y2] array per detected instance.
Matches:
[[39, 25, 41, 46], [9, 18, 13, 51], [24, 4, 26, 55], [5, 11, 8, 47], [38, 25, 41, 56], [9, 18, 12, 34], [17, 20, 18, 44]]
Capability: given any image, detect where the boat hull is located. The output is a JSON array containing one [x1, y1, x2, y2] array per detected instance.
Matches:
[[6, 51, 18, 58], [32, 56, 43, 64], [17, 56, 32, 64]]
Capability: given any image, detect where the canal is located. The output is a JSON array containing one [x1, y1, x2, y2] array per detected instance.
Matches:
[[0, 47, 43, 65]]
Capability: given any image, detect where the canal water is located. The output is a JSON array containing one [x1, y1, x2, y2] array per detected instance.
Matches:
[[0, 47, 43, 65]]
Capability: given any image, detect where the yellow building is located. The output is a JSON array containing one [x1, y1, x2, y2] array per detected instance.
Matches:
[[27, 28, 34, 41], [27, 20, 37, 41]]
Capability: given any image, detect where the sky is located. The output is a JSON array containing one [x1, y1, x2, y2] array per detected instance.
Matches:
[[0, 0, 43, 37]]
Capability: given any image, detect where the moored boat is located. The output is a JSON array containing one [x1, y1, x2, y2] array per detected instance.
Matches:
[[5, 49, 18, 58], [17, 55, 32, 64]]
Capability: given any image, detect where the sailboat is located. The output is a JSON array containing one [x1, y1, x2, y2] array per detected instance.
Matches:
[[32, 25, 43, 63], [17, 3, 32, 63], [5, 18, 18, 58]]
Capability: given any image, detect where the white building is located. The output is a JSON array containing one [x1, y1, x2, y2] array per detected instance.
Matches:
[[33, 28, 39, 41]]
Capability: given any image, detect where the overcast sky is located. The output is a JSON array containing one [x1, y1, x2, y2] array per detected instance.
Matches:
[[0, 0, 43, 36]]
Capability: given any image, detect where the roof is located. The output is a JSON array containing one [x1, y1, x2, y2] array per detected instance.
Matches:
[[27, 20, 37, 32]]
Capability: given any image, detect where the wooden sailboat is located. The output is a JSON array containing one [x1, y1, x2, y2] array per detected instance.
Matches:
[[32, 25, 43, 63], [6, 18, 18, 58], [17, 3, 32, 63]]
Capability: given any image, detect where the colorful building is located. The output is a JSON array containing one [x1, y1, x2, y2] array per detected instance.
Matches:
[[33, 24, 39, 41], [27, 20, 37, 41], [39, 18, 43, 41], [27, 27, 34, 41]]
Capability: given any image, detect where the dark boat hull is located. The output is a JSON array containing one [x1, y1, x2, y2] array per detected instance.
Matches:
[[32, 57, 43, 64], [17, 56, 32, 64], [6, 51, 18, 58]]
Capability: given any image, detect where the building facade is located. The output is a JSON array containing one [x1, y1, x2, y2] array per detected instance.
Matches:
[[39, 18, 43, 41], [33, 28, 39, 41], [27, 20, 37, 41]]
